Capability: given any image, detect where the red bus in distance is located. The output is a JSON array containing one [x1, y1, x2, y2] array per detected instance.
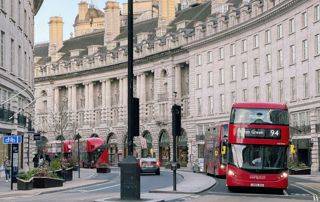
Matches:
[[204, 123, 228, 177], [226, 103, 289, 191]]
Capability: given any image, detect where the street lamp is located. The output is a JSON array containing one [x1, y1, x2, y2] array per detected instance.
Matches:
[[74, 133, 81, 178]]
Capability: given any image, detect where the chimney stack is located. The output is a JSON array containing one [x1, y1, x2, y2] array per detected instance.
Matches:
[[104, 1, 120, 45], [49, 16, 63, 57], [158, 0, 176, 27], [79, 1, 89, 22]]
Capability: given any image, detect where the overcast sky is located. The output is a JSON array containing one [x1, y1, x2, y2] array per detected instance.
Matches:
[[34, 0, 127, 44]]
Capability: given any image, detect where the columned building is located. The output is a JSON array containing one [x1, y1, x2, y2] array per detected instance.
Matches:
[[34, 0, 320, 171], [0, 0, 43, 168]]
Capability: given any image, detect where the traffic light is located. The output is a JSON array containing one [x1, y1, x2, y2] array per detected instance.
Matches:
[[172, 104, 181, 137], [133, 97, 139, 136]]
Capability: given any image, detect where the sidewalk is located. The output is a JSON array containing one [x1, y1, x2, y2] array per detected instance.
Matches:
[[0, 168, 108, 198], [291, 172, 320, 194]]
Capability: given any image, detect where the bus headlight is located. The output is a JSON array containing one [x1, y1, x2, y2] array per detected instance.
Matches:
[[237, 128, 245, 138], [280, 171, 288, 178], [228, 170, 235, 176], [220, 165, 225, 169]]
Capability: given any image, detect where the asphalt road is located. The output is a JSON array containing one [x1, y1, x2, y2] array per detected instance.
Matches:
[[170, 175, 318, 202], [1, 169, 183, 202]]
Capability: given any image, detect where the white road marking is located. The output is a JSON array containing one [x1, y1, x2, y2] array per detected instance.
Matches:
[[77, 184, 120, 193], [292, 184, 318, 201]]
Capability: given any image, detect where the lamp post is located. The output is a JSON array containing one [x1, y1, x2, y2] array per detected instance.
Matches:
[[74, 133, 81, 178]]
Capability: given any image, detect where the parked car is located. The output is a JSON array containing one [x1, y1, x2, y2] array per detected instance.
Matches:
[[139, 157, 160, 175]]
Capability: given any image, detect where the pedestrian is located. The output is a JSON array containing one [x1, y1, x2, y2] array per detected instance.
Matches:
[[4, 156, 11, 183], [33, 154, 39, 168]]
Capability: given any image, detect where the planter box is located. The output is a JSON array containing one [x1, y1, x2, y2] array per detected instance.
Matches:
[[17, 178, 33, 190], [289, 168, 311, 175], [55, 168, 73, 181], [33, 177, 63, 188], [97, 167, 110, 173]]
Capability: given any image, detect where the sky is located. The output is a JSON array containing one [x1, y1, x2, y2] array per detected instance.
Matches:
[[35, 0, 127, 44]]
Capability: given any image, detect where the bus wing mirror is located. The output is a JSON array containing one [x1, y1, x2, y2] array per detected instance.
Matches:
[[221, 146, 227, 155]]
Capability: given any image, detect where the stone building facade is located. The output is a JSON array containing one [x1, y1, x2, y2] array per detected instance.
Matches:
[[0, 0, 43, 168], [34, 0, 320, 172]]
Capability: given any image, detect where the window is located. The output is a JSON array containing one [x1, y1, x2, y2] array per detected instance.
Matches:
[[219, 68, 224, 84], [208, 96, 214, 114], [315, 5, 320, 21], [207, 51, 213, 63], [231, 91, 236, 104], [265, 30, 271, 44], [242, 89, 247, 102], [302, 12, 308, 28], [289, 18, 295, 34], [277, 24, 283, 39], [266, 83, 272, 102], [302, 39, 308, 60], [220, 94, 225, 113], [253, 34, 259, 48], [254, 86, 260, 101], [0, 31, 4, 67], [242, 39, 247, 52], [290, 77, 296, 101], [242, 62, 248, 78], [0, 0, 4, 10], [230, 43, 236, 56], [208, 71, 213, 86], [18, 45, 21, 77], [18, 1, 21, 26], [279, 80, 283, 103], [254, 58, 259, 75], [10, 38, 14, 72], [303, 74, 309, 98], [197, 74, 202, 88], [290, 45, 296, 64], [231, 65, 236, 81], [196, 54, 202, 66], [277, 49, 283, 68], [315, 34, 320, 55], [219, 47, 224, 60], [317, 70, 320, 95], [266, 54, 271, 71], [10, 0, 14, 18], [197, 98, 202, 115]]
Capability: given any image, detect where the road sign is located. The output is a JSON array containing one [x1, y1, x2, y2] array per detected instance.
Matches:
[[3, 136, 22, 144], [34, 133, 41, 141]]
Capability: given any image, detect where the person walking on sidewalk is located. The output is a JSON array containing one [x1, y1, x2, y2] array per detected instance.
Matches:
[[4, 157, 11, 183]]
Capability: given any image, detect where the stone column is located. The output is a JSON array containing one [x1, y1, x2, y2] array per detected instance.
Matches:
[[105, 79, 111, 124], [54, 87, 60, 113], [67, 86, 72, 112], [71, 85, 77, 112], [88, 82, 94, 126], [119, 77, 123, 106], [175, 65, 181, 103], [123, 77, 128, 106], [84, 83, 89, 110], [137, 74, 141, 99], [310, 108, 319, 173], [101, 80, 106, 108], [140, 73, 146, 103]]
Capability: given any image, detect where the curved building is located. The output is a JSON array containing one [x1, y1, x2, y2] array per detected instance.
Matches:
[[0, 1, 43, 167], [34, 0, 320, 172]]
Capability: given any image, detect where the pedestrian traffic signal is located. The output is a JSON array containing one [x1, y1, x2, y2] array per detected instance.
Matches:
[[133, 97, 139, 136], [290, 144, 296, 154], [172, 104, 181, 137]]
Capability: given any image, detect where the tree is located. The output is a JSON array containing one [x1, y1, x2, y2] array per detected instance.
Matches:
[[49, 98, 69, 141]]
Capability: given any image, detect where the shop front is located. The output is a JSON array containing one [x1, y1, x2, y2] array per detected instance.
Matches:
[[177, 130, 188, 167], [159, 130, 170, 166]]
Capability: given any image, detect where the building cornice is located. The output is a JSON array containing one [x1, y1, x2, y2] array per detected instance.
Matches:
[[183, 0, 307, 50], [0, 74, 34, 100], [35, 47, 185, 83]]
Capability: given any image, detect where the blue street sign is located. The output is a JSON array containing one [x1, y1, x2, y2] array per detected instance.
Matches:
[[3, 136, 22, 144]]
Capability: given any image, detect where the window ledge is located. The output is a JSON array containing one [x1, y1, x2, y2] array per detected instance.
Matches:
[[289, 63, 296, 67], [265, 70, 272, 74], [302, 97, 310, 101], [253, 47, 259, 50], [265, 42, 271, 45], [253, 74, 260, 77], [0, 8, 7, 15], [277, 67, 283, 70], [301, 26, 307, 30], [230, 55, 236, 58], [241, 51, 248, 54], [219, 83, 225, 86], [230, 80, 236, 83], [314, 20, 320, 24], [277, 37, 283, 41], [301, 58, 309, 63], [290, 99, 297, 103], [0, 66, 7, 71], [314, 54, 320, 58], [241, 77, 248, 80]]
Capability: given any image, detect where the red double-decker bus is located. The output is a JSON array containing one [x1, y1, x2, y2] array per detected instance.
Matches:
[[226, 103, 289, 191], [80, 137, 109, 168], [204, 123, 228, 177]]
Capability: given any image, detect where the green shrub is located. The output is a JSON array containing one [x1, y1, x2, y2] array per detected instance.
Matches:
[[17, 169, 36, 181], [50, 158, 62, 171]]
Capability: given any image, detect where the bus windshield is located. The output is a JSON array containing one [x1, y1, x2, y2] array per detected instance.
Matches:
[[230, 108, 289, 125], [229, 144, 287, 173]]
